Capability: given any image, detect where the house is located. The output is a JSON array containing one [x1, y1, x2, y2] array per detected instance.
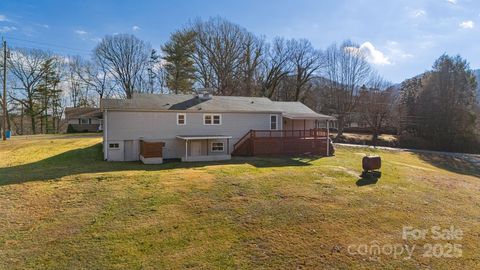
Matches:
[[65, 107, 103, 133], [101, 92, 335, 163]]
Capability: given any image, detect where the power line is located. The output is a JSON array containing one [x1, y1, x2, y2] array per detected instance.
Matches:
[[5, 36, 93, 55]]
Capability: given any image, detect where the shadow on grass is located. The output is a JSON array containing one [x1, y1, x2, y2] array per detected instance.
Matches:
[[416, 152, 480, 178], [0, 143, 316, 185]]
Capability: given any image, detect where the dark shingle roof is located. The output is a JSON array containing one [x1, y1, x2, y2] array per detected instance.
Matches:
[[101, 93, 334, 119], [64, 107, 102, 119]]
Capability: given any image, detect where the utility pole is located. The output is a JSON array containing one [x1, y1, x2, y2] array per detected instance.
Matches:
[[2, 38, 6, 141]]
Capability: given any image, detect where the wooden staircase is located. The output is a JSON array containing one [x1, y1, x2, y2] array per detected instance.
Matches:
[[231, 130, 253, 156]]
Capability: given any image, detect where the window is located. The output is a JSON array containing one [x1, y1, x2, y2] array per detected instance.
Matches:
[[177, 113, 186, 125], [109, 143, 120, 149], [204, 114, 221, 125], [211, 142, 224, 152], [80, 118, 90, 125], [270, 115, 278, 130]]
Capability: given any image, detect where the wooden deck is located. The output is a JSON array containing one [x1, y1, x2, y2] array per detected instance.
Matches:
[[232, 129, 333, 157]]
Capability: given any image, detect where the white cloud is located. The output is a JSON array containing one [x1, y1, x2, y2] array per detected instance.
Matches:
[[346, 42, 391, 65], [386, 41, 414, 60], [447, 0, 457, 4], [459, 20, 474, 29], [75, 29, 88, 35], [0, 26, 17, 33], [132, 25, 140, 31], [0, 14, 8, 22], [411, 9, 426, 17]]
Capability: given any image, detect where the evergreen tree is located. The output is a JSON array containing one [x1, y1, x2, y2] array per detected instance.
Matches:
[[405, 54, 478, 152], [161, 30, 196, 94], [35, 58, 61, 133]]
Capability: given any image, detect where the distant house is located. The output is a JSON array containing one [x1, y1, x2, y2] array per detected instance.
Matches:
[[65, 107, 102, 133], [101, 93, 335, 163]]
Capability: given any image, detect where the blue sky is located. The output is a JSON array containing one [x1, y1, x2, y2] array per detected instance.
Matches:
[[0, 0, 479, 83]]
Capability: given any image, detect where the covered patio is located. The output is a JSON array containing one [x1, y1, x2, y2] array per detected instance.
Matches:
[[176, 135, 233, 162]]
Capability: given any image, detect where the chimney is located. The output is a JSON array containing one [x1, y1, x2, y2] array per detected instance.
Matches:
[[196, 88, 214, 100]]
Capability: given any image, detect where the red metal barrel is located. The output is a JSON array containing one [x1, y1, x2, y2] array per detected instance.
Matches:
[[362, 156, 381, 171]]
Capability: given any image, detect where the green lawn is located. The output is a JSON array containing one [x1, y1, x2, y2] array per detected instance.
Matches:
[[0, 135, 479, 269]]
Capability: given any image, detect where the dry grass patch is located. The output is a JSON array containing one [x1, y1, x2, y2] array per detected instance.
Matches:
[[0, 135, 479, 269]]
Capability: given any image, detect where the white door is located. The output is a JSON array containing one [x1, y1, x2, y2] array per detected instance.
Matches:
[[191, 141, 202, 156], [124, 140, 136, 161]]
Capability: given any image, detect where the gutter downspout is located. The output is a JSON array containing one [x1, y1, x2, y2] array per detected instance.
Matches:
[[104, 109, 108, 161]]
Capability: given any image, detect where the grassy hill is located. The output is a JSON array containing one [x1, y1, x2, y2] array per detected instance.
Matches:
[[0, 135, 479, 269]]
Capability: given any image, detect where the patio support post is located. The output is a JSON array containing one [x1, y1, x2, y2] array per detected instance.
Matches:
[[207, 139, 209, 156], [185, 139, 188, 161], [227, 138, 230, 154]]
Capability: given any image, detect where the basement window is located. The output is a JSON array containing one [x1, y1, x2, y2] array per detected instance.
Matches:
[[109, 143, 120, 149]]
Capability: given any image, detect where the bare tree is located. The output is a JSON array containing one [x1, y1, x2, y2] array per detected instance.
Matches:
[[358, 75, 395, 145], [8, 48, 50, 134], [321, 40, 372, 137], [71, 56, 113, 104], [287, 39, 323, 101], [260, 37, 292, 98], [236, 33, 264, 96], [191, 17, 261, 96], [94, 34, 150, 98]]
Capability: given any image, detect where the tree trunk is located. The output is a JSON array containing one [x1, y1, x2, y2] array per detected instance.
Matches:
[[20, 105, 24, 135], [372, 131, 379, 147], [336, 116, 345, 138], [31, 115, 36, 134]]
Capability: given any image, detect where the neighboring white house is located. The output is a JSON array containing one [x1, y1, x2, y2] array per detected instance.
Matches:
[[101, 92, 334, 163]]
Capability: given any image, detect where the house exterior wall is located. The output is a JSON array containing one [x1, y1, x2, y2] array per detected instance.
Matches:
[[104, 111, 283, 161]]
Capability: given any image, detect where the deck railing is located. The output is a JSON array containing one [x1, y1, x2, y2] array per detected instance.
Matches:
[[248, 129, 328, 139], [233, 129, 329, 153]]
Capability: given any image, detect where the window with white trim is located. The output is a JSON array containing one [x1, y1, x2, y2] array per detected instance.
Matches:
[[270, 115, 278, 130], [109, 143, 120, 149], [211, 142, 224, 152], [204, 114, 222, 125], [177, 113, 186, 125]]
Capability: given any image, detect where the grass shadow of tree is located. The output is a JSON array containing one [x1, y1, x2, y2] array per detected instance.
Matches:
[[0, 143, 315, 186], [415, 152, 480, 178]]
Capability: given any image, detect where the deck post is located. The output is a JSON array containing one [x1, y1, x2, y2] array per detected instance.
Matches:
[[326, 120, 330, 156], [207, 139, 209, 156], [303, 119, 306, 136], [227, 138, 230, 154]]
